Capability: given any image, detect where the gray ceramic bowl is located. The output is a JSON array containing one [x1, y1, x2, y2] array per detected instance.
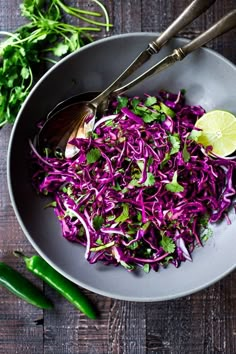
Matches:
[[7, 33, 236, 301]]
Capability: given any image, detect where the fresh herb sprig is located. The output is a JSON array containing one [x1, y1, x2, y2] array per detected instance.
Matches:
[[0, 0, 112, 127]]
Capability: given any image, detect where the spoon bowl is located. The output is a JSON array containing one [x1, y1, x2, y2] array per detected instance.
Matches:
[[37, 93, 100, 157], [47, 91, 100, 120]]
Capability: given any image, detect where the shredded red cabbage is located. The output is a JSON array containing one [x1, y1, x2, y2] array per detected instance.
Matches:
[[31, 90, 236, 273]]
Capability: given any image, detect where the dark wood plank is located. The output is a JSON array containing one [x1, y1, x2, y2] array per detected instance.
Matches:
[[146, 272, 236, 354]]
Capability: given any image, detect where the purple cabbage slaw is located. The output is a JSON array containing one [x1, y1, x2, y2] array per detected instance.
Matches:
[[31, 90, 236, 273]]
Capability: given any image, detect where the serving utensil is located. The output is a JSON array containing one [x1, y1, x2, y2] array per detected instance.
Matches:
[[37, 0, 216, 157]]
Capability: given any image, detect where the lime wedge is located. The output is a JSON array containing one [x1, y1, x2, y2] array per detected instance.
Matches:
[[194, 110, 236, 157]]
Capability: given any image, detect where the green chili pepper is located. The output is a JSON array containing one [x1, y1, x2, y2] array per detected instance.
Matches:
[[0, 261, 53, 309], [14, 251, 97, 319]]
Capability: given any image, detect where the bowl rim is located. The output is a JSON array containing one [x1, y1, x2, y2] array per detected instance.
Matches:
[[7, 32, 236, 302]]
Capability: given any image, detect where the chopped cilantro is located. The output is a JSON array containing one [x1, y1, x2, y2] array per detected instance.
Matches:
[[95, 238, 103, 245], [128, 241, 139, 250], [143, 264, 150, 273], [200, 228, 213, 243], [137, 160, 144, 171], [189, 129, 202, 142], [104, 120, 114, 127], [144, 96, 157, 106], [115, 203, 129, 223], [91, 132, 99, 139], [142, 221, 151, 231], [142, 112, 161, 123], [199, 214, 210, 227], [169, 133, 180, 155], [120, 261, 135, 271], [143, 172, 156, 187], [183, 141, 190, 162], [131, 97, 140, 109], [165, 171, 184, 193], [161, 255, 174, 267], [130, 171, 155, 187], [93, 215, 104, 231], [112, 182, 122, 191], [160, 102, 175, 118], [160, 152, 170, 169], [132, 104, 161, 123], [147, 157, 154, 167], [137, 211, 142, 222], [107, 215, 116, 222], [160, 235, 176, 253], [116, 96, 129, 112], [44, 201, 57, 209], [152, 104, 161, 111], [86, 148, 101, 164]]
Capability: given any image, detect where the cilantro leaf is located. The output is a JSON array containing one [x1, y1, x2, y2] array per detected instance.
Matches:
[[21, 67, 30, 80], [141, 221, 151, 231], [128, 241, 139, 250], [165, 171, 184, 193], [86, 148, 101, 164], [200, 228, 213, 243], [162, 255, 174, 266], [160, 102, 175, 118], [44, 200, 57, 209], [143, 172, 155, 187], [143, 264, 150, 273], [160, 235, 176, 253], [189, 129, 202, 142], [183, 142, 190, 162], [169, 134, 180, 155], [133, 105, 161, 123], [199, 214, 210, 227], [131, 98, 140, 109], [53, 42, 69, 57], [153, 104, 161, 112], [137, 160, 144, 171], [160, 152, 170, 169], [115, 203, 129, 223], [95, 238, 103, 245], [144, 96, 157, 106], [137, 211, 142, 222], [120, 261, 135, 271], [116, 96, 129, 112], [142, 112, 161, 123], [93, 215, 104, 231]]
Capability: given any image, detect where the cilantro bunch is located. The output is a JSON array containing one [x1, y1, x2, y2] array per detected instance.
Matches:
[[0, 0, 111, 127]]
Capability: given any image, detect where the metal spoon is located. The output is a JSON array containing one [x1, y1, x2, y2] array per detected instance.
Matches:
[[37, 0, 216, 157]]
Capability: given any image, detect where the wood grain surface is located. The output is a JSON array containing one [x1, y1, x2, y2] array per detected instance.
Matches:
[[0, 1, 236, 353]]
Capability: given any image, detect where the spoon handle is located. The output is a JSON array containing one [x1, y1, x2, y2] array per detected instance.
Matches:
[[115, 9, 236, 96], [91, 0, 216, 107]]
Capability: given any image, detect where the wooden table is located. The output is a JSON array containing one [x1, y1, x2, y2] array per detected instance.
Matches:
[[0, 1, 235, 353]]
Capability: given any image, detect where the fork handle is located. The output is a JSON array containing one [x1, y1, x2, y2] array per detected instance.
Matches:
[[181, 9, 236, 56], [115, 9, 236, 96]]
